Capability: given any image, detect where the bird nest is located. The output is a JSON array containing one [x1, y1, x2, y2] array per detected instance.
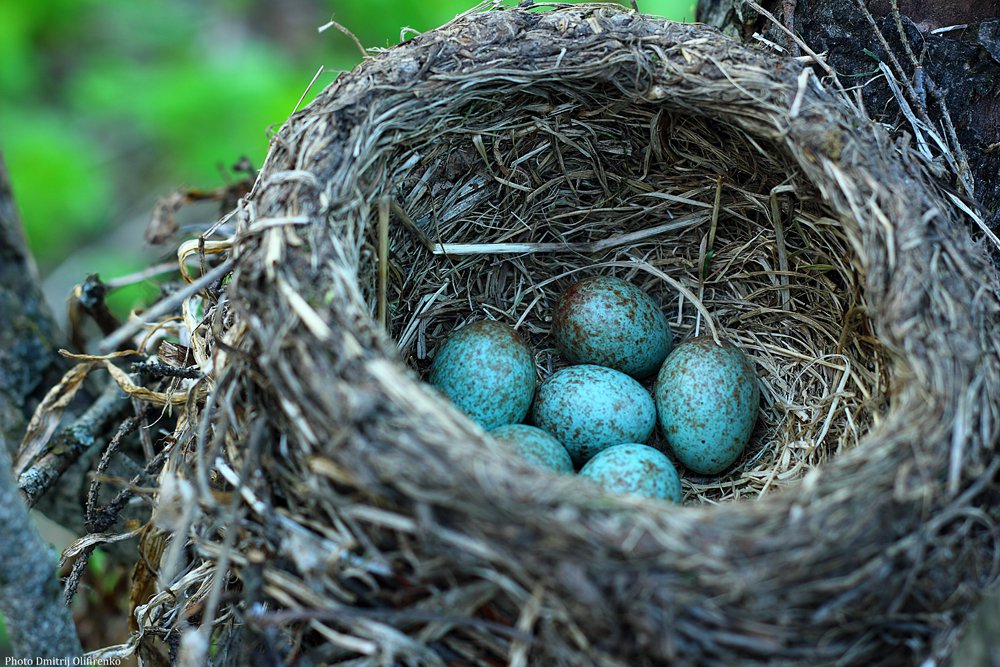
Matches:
[[84, 3, 1000, 665]]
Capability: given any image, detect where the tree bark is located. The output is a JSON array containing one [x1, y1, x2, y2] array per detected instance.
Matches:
[[0, 153, 146, 560], [0, 151, 64, 448], [0, 433, 82, 659], [0, 151, 83, 657], [697, 0, 1000, 259]]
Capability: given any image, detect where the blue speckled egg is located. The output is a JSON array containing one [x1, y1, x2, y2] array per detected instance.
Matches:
[[531, 364, 656, 466], [552, 276, 672, 378], [429, 321, 536, 430], [654, 337, 760, 474], [490, 424, 574, 473], [579, 444, 683, 502]]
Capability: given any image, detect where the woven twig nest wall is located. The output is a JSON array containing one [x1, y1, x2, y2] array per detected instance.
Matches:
[[114, 4, 1000, 665]]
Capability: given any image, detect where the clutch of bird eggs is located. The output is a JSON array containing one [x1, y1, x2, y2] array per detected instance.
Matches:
[[425, 274, 761, 504]]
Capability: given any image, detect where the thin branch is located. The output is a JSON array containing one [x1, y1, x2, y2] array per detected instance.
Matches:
[[850, 0, 973, 196], [433, 212, 709, 255], [744, 0, 851, 103], [318, 17, 368, 60], [64, 428, 169, 604], [18, 379, 129, 508]]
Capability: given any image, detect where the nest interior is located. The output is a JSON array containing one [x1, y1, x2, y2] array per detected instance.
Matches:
[[380, 87, 890, 501], [91, 4, 1000, 666]]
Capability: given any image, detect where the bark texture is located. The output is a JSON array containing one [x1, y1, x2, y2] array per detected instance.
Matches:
[[697, 0, 1000, 256], [0, 151, 64, 448], [0, 433, 82, 659]]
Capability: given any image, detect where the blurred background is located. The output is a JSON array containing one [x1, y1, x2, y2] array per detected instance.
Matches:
[[3, 0, 693, 325], [1, 0, 692, 656]]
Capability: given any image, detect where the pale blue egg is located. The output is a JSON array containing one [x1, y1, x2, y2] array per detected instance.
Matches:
[[531, 364, 656, 466], [654, 337, 760, 474], [579, 443, 683, 502], [490, 424, 573, 473], [429, 321, 536, 430], [552, 276, 672, 378]]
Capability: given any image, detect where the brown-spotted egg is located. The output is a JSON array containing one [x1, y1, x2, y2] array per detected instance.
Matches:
[[531, 364, 656, 466], [429, 321, 536, 430], [552, 276, 672, 378], [579, 443, 683, 502], [654, 337, 760, 474], [490, 424, 573, 473]]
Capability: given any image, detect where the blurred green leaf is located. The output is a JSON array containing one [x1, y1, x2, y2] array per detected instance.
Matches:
[[0, 4, 36, 96], [3, 0, 693, 274], [0, 0, 84, 96], [2, 112, 115, 264], [327, 0, 694, 48], [641, 0, 697, 21], [68, 49, 322, 186]]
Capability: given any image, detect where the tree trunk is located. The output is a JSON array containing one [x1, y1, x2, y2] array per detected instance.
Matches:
[[697, 0, 1000, 260], [0, 151, 148, 560], [0, 434, 82, 660], [0, 151, 64, 448], [0, 152, 82, 659]]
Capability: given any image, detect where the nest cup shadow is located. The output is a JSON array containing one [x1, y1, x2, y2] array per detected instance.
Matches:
[[131, 5, 1000, 666]]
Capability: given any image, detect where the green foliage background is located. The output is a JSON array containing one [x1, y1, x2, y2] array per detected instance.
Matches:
[[3, 0, 691, 268]]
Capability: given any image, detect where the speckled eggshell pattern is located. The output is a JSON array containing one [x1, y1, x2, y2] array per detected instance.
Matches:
[[579, 444, 683, 502], [428, 321, 536, 430], [530, 364, 656, 466], [489, 424, 574, 473], [654, 337, 760, 475], [551, 276, 672, 378]]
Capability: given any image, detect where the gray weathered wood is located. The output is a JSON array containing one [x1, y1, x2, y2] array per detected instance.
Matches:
[[0, 433, 82, 659]]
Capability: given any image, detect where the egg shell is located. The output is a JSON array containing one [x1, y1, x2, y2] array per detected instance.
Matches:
[[579, 443, 683, 502], [552, 276, 672, 378], [654, 336, 760, 474], [429, 321, 536, 430], [490, 424, 574, 473], [531, 364, 656, 466]]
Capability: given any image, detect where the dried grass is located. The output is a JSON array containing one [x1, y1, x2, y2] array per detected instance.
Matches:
[[76, 3, 1000, 665], [385, 102, 888, 503]]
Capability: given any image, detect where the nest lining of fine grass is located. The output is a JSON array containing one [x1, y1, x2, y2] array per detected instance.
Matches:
[[384, 99, 889, 501], [86, 3, 1000, 666]]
